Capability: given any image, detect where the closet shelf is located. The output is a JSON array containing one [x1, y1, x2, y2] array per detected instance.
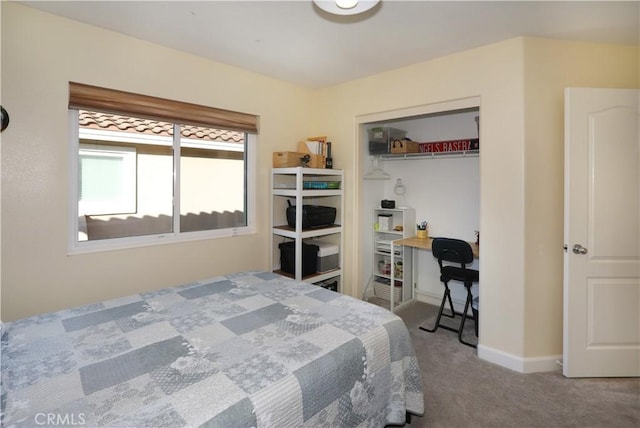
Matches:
[[378, 150, 479, 160]]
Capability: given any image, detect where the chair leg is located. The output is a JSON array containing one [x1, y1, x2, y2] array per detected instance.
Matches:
[[471, 307, 479, 337], [443, 287, 455, 318], [420, 283, 453, 333], [421, 282, 477, 349], [457, 285, 477, 348]]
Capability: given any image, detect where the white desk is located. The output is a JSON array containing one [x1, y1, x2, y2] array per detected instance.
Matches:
[[389, 236, 479, 310]]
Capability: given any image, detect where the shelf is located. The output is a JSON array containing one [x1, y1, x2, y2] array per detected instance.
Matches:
[[374, 251, 402, 257], [273, 224, 341, 239], [371, 207, 415, 313], [375, 230, 404, 236], [273, 188, 342, 197], [274, 268, 342, 284], [272, 167, 342, 176], [271, 168, 344, 290], [374, 273, 404, 282], [378, 150, 479, 160], [375, 207, 413, 211]]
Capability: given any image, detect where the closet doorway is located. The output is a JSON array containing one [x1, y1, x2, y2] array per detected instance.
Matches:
[[356, 97, 481, 314]]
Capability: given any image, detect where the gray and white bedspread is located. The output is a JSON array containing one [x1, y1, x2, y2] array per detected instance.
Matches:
[[1, 271, 423, 427]]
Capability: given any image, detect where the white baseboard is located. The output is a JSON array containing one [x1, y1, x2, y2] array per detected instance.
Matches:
[[478, 345, 562, 373], [414, 289, 443, 306], [415, 290, 562, 374]]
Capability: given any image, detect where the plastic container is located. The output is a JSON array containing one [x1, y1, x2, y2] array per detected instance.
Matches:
[[303, 181, 341, 189], [310, 240, 339, 272], [368, 127, 408, 154], [279, 241, 318, 277], [378, 213, 393, 231]]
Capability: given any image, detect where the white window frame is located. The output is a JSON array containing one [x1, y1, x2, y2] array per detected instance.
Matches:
[[68, 110, 256, 254]]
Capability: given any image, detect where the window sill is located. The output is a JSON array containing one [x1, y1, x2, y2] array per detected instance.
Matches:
[[68, 226, 255, 255]]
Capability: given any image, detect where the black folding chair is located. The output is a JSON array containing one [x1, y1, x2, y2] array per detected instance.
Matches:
[[420, 237, 479, 348]]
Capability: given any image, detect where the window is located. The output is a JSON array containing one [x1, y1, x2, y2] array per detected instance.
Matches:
[[68, 83, 257, 252], [79, 144, 137, 216]]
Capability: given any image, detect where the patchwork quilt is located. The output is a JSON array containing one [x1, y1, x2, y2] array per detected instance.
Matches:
[[1, 271, 424, 427]]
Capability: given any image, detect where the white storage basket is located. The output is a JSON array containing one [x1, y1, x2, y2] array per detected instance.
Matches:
[[373, 281, 402, 302]]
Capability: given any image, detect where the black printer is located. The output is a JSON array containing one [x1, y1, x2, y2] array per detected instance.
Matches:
[[286, 201, 336, 229]]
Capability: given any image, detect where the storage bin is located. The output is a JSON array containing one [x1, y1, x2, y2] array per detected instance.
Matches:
[[373, 280, 402, 302], [310, 240, 339, 272], [368, 127, 408, 154], [378, 213, 393, 231], [279, 241, 318, 277], [303, 181, 341, 189]]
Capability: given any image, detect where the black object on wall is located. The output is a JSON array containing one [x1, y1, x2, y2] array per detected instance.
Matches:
[[1, 106, 9, 132]]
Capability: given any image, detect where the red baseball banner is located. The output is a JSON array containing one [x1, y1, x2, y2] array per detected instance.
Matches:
[[418, 138, 479, 153]]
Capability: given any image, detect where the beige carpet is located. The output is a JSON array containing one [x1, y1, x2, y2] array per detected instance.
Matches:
[[393, 300, 640, 428]]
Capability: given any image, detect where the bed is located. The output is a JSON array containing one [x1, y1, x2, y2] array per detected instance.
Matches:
[[1, 271, 424, 427]]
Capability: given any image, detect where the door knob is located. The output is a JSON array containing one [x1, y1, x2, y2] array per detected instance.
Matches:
[[572, 244, 588, 255]]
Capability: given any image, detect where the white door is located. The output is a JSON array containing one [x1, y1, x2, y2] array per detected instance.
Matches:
[[563, 87, 640, 377]]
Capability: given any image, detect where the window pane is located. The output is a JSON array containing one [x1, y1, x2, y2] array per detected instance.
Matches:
[[81, 155, 124, 200], [76, 110, 250, 244], [78, 110, 174, 241], [179, 126, 247, 232], [79, 145, 136, 216]]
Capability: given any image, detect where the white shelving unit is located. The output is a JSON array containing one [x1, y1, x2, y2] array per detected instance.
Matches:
[[370, 207, 415, 311], [271, 167, 344, 290]]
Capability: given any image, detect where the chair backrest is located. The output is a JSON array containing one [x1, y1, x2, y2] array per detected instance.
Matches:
[[431, 237, 475, 267]]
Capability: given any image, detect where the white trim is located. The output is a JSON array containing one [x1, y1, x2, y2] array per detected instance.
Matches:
[[477, 344, 563, 374], [173, 124, 181, 236], [357, 96, 481, 124], [415, 289, 447, 307], [244, 133, 257, 237], [416, 290, 562, 374], [68, 111, 80, 252], [68, 227, 253, 255], [79, 128, 244, 151]]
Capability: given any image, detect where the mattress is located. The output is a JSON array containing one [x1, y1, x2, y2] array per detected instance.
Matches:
[[1, 271, 423, 427]]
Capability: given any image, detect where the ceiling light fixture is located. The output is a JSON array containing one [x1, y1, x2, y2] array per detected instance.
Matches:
[[313, 0, 381, 16], [336, 0, 358, 9]]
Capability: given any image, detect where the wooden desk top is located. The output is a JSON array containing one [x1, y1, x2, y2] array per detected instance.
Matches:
[[393, 236, 480, 258]]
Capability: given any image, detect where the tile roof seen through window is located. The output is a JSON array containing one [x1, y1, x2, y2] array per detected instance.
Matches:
[[79, 110, 245, 143]]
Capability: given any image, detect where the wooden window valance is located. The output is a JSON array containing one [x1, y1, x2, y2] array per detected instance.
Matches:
[[69, 82, 258, 133]]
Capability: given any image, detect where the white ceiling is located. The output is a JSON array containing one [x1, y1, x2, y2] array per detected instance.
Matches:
[[21, 0, 639, 88]]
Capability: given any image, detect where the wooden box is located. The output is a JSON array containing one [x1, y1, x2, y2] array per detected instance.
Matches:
[[390, 139, 420, 154], [297, 141, 326, 168], [273, 151, 323, 168]]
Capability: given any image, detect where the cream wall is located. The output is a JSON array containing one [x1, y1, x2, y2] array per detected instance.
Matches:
[[0, 3, 313, 320], [521, 39, 639, 357], [311, 38, 638, 368], [310, 39, 528, 360]]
